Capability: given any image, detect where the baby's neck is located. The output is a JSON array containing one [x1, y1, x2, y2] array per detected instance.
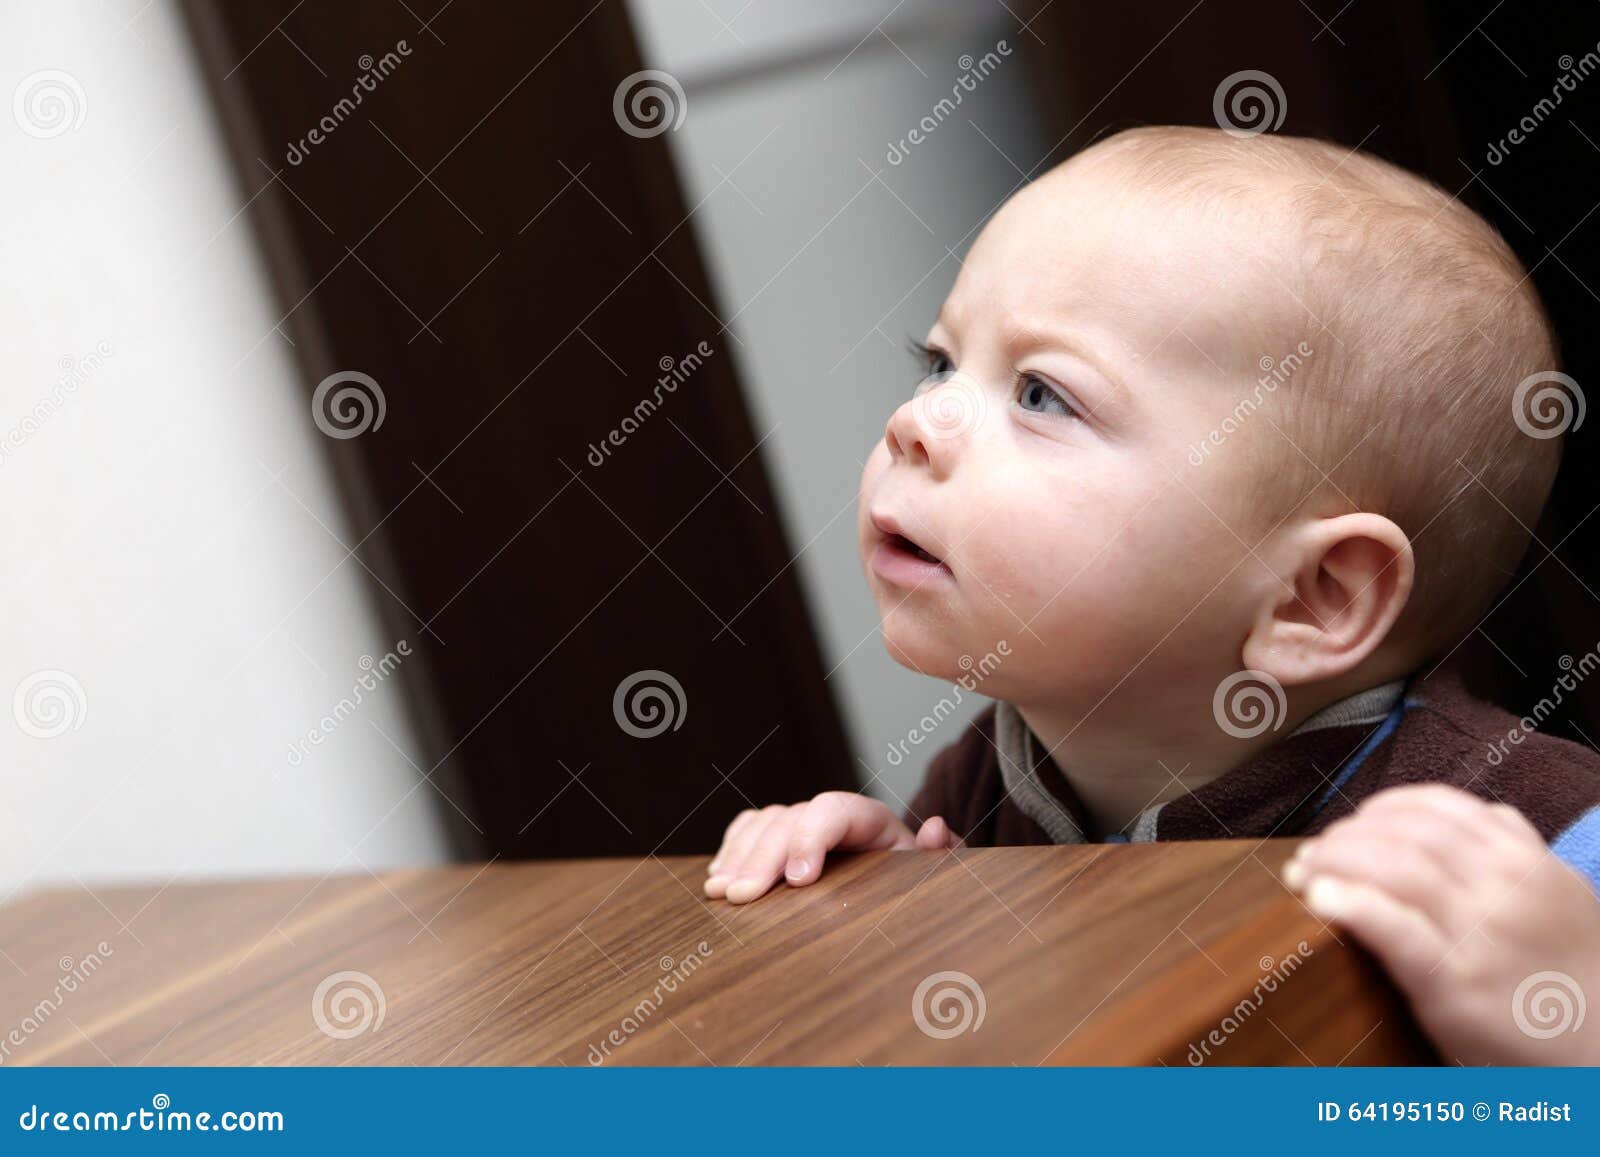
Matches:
[[1010, 676, 1399, 838], [1009, 706, 1238, 838]]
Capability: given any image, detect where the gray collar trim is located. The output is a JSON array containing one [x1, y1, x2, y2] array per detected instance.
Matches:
[[993, 702, 1088, 844], [1287, 679, 1405, 735], [993, 679, 1406, 845]]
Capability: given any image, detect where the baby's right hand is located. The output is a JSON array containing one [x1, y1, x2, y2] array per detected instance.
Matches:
[[704, 792, 961, 904]]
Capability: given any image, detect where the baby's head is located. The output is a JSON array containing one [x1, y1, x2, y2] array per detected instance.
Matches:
[[858, 125, 1563, 727]]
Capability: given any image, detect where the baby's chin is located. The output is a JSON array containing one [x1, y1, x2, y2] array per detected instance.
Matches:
[[877, 612, 971, 683]]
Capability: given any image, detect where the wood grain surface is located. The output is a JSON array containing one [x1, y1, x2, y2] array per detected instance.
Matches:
[[0, 842, 1433, 1066]]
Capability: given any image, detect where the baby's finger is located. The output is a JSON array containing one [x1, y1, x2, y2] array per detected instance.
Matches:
[[723, 811, 799, 904], [1300, 874, 1451, 995], [1357, 785, 1529, 862], [1484, 800, 1543, 841], [1286, 825, 1457, 921], [915, 815, 964, 849], [1303, 808, 1479, 891], [705, 807, 781, 897], [708, 808, 760, 876], [710, 808, 769, 882], [784, 793, 915, 886]]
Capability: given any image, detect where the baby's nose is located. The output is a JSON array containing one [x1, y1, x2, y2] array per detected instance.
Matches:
[[886, 378, 983, 472]]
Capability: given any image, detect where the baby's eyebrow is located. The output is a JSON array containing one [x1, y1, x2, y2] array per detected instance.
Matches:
[[1007, 321, 1130, 404]]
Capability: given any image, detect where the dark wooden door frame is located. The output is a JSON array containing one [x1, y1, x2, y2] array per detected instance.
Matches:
[[179, 0, 857, 859]]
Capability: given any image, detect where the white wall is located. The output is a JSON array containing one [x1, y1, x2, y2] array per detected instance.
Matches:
[[627, 0, 1047, 805], [0, 1, 449, 900]]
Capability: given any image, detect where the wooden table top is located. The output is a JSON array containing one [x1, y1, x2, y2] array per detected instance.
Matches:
[[0, 842, 1433, 1066]]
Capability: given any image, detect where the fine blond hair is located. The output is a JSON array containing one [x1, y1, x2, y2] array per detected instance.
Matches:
[[1081, 125, 1564, 655]]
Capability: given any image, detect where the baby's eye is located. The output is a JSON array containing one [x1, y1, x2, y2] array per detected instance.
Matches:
[[1016, 373, 1079, 419], [909, 339, 953, 392]]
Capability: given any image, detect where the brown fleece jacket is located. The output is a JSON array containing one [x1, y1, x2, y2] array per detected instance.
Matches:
[[902, 664, 1600, 845]]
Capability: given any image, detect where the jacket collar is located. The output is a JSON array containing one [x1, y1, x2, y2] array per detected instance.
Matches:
[[993, 680, 1406, 843]]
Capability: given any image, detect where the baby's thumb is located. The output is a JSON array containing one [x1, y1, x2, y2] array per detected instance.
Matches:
[[916, 816, 964, 850]]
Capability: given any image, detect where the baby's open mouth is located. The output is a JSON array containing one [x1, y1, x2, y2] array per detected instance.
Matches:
[[868, 511, 954, 588], [889, 532, 943, 565]]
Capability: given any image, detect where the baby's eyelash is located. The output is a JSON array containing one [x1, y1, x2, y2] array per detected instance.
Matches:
[[907, 337, 949, 374]]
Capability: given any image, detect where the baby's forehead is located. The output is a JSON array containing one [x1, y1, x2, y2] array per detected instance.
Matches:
[[957, 131, 1510, 368], [950, 161, 1296, 357]]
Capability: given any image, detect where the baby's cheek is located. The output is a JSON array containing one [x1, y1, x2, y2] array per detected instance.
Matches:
[[858, 440, 890, 493], [1125, 480, 1252, 578], [988, 595, 1149, 701], [989, 510, 1206, 664], [970, 517, 1132, 648], [964, 508, 1068, 612], [867, 436, 891, 469]]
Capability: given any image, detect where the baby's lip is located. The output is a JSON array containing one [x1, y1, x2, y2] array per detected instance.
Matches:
[[869, 509, 945, 564]]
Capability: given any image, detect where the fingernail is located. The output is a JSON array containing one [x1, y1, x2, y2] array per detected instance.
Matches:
[[1282, 857, 1307, 890], [785, 857, 809, 882], [708, 859, 722, 875], [1305, 875, 1346, 918], [704, 875, 727, 893]]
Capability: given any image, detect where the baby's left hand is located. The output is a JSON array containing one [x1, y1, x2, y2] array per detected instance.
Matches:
[[1283, 784, 1600, 1064]]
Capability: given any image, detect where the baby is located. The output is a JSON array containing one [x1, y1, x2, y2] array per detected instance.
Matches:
[[704, 126, 1600, 1063]]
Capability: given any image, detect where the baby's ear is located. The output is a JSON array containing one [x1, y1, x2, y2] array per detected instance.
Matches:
[[1241, 513, 1414, 687]]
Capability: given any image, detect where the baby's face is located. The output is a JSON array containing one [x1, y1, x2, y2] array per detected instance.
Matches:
[[858, 161, 1296, 714]]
